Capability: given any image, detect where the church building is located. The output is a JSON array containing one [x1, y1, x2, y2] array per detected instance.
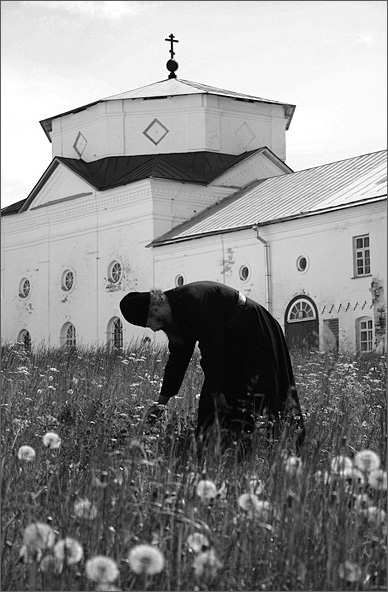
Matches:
[[1, 36, 386, 353]]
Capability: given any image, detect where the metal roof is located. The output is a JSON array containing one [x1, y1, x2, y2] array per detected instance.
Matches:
[[1, 150, 260, 216], [39, 78, 295, 140], [150, 150, 387, 246]]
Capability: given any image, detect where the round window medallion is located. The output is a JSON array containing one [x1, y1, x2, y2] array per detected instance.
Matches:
[[239, 265, 250, 281], [175, 274, 184, 287], [19, 278, 31, 299], [109, 261, 122, 284], [61, 270, 75, 291], [296, 256, 308, 272]]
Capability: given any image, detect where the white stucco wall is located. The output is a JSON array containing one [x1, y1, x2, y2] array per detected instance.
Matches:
[[152, 200, 386, 352], [49, 94, 288, 162]]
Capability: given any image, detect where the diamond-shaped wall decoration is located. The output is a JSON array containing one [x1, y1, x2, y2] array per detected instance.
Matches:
[[143, 119, 169, 145], [73, 132, 87, 157], [234, 122, 256, 149]]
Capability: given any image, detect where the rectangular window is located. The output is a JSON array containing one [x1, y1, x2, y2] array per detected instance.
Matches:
[[353, 235, 371, 277], [359, 319, 373, 351]]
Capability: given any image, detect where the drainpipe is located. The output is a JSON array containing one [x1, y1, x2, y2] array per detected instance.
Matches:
[[253, 224, 272, 313]]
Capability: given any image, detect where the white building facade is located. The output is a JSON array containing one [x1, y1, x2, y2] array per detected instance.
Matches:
[[1, 68, 386, 353]]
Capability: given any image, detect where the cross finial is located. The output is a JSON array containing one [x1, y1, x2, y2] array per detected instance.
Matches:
[[165, 33, 179, 59]]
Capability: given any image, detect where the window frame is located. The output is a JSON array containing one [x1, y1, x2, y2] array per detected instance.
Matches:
[[353, 234, 371, 278], [108, 261, 122, 284], [19, 278, 31, 299], [356, 316, 374, 352], [61, 269, 75, 292]]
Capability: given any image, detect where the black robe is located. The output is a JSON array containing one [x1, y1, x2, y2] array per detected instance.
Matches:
[[159, 281, 304, 442]]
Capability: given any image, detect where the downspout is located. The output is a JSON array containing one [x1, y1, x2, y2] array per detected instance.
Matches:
[[253, 224, 272, 313]]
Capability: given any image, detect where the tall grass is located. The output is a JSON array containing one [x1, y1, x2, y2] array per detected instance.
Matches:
[[1, 341, 386, 591]]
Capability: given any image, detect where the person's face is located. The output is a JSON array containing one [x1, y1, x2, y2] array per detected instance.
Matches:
[[146, 313, 164, 332]]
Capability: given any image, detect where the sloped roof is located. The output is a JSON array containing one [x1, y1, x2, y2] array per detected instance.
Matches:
[[40, 78, 295, 140], [1, 150, 260, 216], [150, 150, 387, 246]]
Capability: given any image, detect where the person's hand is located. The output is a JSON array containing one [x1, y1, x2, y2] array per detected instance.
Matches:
[[145, 403, 167, 426]]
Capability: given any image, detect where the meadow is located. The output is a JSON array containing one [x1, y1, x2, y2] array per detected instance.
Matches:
[[1, 341, 386, 592]]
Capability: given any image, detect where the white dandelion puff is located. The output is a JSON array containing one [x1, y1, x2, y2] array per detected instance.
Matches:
[[193, 548, 222, 579], [354, 494, 373, 511], [74, 498, 98, 520], [128, 544, 165, 575], [42, 432, 61, 449], [338, 560, 362, 582], [368, 469, 387, 491], [196, 479, 217, 502], [85, 555, 119, 583], [17, 445, 36, 462], [354, 449, 380, 473], [54, 537, 83, 564], [39, 554, 63, 574], [360, 506, 387, 527], [284, 455, 303, 477], [187, 532, 210, 553], [23, 522, 56, 554], [331, 455, 353, 474]]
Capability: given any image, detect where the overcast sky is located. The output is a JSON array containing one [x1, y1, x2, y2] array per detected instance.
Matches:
[[1, 0, 387, 209]]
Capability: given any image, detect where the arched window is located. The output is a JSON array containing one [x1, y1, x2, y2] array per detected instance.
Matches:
[[17, 329, 31, 351], [108, 317, 123, 349], [287, 299, 316, 322], [356, 317, 373, 352], [60, 323, 77, 348]]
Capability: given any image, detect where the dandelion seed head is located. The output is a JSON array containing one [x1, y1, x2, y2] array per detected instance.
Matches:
[[54, 537, 83, 564], [85, 555, 119, 583], [368, 468, 387, 490], [74, 498, 98, 520], [42, 431, 61, 449], [284, 455, 303, 477], [17, 445, 36, 462], [128, 544, 165, 575], [354, 493, 373, 511], [361, 506, 386, 526], [338, 560, 362, 582], [354, 449, 380, 473], [196, 479, 217, 502], [39, 554, 63, 574], [23, 522, 56, 551], [193, 548, 222, 579], [187, 532, 210, 553], [331, 455, 353, 474]]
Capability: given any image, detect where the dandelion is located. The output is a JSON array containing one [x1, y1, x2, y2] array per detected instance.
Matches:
[[128, 544, 165, 575], [74, 498, 98, 520], [238, 492, 261, 513], [17, 445, 36, 462], [187, 532, 210, 553], [196, 479, 217, 502], [338, 560, 362, 582], [368, 468, 387, 490], [39, 554, 63, 574], [354, 449, 380, 473], [42, 431, 61, 449], [193, 548, 222, 579], [21, 522, 56, 561], [331, 455, 353, 474], [360, 506, 387, 527], [284, 455, 303, 477], [85, 555, 119, 583], [54, 537, 83, 564], [354, 493, 373, 511]]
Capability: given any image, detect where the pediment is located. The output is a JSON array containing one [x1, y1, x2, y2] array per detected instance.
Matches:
[[211, 149, 292, 188], [29, 163, 94, 210]]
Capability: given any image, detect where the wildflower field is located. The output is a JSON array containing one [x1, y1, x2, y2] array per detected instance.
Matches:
[[1, 341, 387, 591]]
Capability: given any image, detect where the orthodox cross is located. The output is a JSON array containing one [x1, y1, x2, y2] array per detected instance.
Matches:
[[165, 34, 179, 59]]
